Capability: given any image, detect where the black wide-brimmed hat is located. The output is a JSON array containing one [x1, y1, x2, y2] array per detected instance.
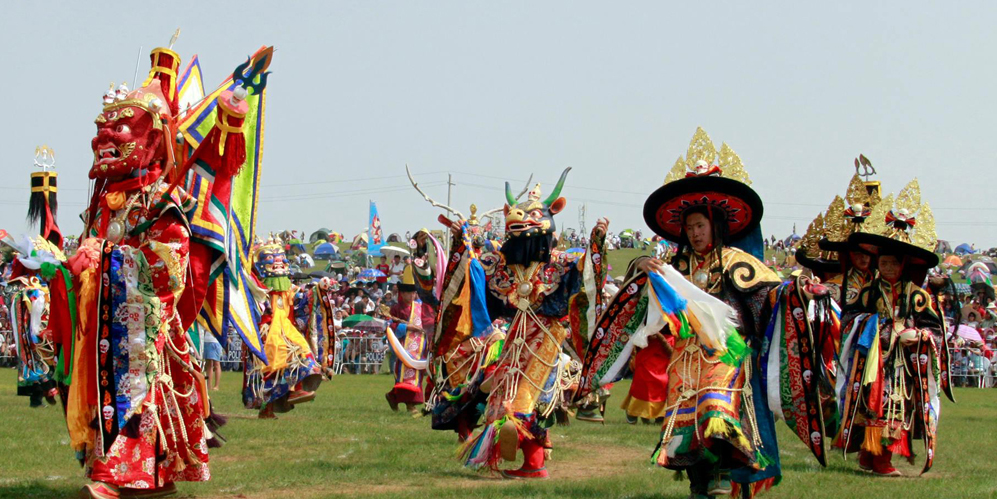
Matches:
[[795, 246, 840, 275], [643, 171, 763, 243], [645, 128, 763, 243], [849, 231, 939, 269]]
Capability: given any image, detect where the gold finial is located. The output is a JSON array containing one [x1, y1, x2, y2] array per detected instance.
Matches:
[[854, 154, 876, 181], [169, 28, 181, 50]]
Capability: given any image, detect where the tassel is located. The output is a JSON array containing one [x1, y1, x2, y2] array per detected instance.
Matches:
[[861, 426, 884, 456], [718, 333, 750, 366]]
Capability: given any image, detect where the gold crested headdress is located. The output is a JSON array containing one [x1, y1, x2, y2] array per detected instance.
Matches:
[[662, 127, 752, 185], [646, 127, 762, 242], [870, 178, 937, 252]]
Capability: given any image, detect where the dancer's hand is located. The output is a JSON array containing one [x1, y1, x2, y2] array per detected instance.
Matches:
[[636, 257, 666, 275]]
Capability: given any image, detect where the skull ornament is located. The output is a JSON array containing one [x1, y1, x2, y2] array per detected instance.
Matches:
[[99, 339, 110, 355], [810, 431, 822, 447], [102, 405, 114, 421], [792, 307, 805, 321], [627, 283, 639, 295], [919, 354, 928, 366], [802, 370, 812, 385]]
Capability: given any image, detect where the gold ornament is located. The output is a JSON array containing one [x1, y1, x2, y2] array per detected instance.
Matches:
[[663, 127, 751, 186]]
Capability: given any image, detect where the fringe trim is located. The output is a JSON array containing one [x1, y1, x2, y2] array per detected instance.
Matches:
[[703, 418, 752, 455], [860, 426, 883, 456], [457, 415, 526, 470], [886, 429, 910, 457]]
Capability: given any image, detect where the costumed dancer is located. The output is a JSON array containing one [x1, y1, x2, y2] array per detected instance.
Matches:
[[244, 235, 322, 418], [769, 196, 846, 468], [817, 161, 888, 308], [1, 235, 65, 408], [458, 168, 608, 480], [835, 179, 950, 477], [384, 264, 435, 414], [6, 145, 65, 408], [579, 128, 781, 498], [309, 276, 340, 377], [404, 167, 529, 442], [59, 40, 272, 498]]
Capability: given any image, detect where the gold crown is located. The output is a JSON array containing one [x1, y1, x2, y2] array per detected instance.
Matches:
[[872, 179, 936, 251], [662, 127, 751, 185], [800, 195, 845, 262], [255, 233, 284, 257]]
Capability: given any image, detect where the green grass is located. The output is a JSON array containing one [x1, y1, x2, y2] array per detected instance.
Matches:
[[1, 368, 996, 499]]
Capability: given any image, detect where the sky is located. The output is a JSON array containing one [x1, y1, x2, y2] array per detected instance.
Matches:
[[1, 2, 995, 248]]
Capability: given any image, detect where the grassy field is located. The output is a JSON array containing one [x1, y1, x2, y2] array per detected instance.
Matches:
[[1, 368, 996, 499]]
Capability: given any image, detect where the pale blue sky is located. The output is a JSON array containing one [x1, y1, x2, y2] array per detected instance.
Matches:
[[2, 2, 994, 247]]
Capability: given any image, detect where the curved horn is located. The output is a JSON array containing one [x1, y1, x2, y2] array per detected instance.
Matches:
[[542, 167, 572, 206], [406, 164, 464, 220], [385, 327, 428, 371], [505, 181, 516, 206], [515, 174, 534, 201]]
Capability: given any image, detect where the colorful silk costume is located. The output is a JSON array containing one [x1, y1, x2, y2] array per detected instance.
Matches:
[[244, 236, 321, 415], [308, 277, 340, 372], [580, 128, 783, 497], [46, 42, 275, 498], [835, 179, 948, 476], [457, 169, 607, 479]]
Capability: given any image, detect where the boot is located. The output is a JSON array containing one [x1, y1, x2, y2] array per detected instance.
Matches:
[[858, 450, 873, 471], [625, 414, 638, 425], [79, 483, 119, 499], [707, 470, 732, 496], [385, 392, 399, 411], [120, 483, 177, 498], [685, 463, 711, 498], [45, 387, 58, 405], [871, 450, 901, 476], [501, 437, 548, 479], [576, 406, 604, 423], [258, 405, 277, 419], [288, 390, 316, 405]]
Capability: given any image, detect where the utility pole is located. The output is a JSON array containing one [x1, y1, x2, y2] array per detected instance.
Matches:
[[444, 173, 455, 254], [446, 173, 454, 217], [578, 203, 587, 235]]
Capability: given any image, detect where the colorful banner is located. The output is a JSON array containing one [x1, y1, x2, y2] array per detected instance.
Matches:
[[368, 200, 385, 256], [176, 48, 270, 361], [176, 55, 204, 114]]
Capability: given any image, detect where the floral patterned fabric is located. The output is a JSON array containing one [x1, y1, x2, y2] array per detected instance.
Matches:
[[79, 205, 210, 489]]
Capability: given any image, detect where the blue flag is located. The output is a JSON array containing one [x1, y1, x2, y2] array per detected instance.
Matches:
[[368, 200, 385, 256]]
